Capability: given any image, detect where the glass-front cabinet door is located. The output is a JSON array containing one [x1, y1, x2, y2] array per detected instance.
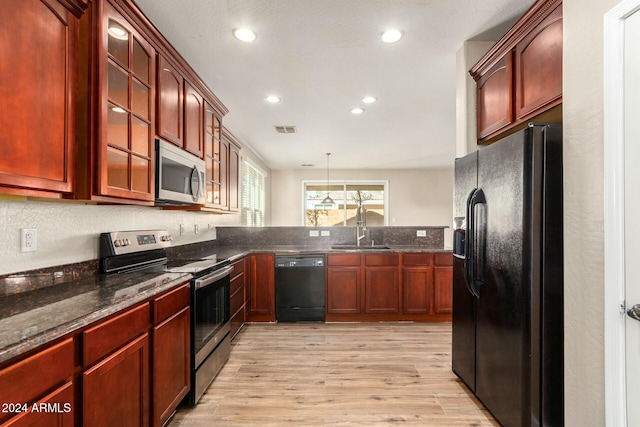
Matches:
[[100, 3, 155, 202], [204, 101, 227, 209]]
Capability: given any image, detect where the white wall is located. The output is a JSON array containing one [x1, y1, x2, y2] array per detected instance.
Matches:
[[563, 0, 618, 425], [455, 41, 495, 157], [0, 200, 239, 275], [269, 168, 454, 239]]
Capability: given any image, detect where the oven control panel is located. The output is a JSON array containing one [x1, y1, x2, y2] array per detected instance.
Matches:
[[100, 230, 173, 256]]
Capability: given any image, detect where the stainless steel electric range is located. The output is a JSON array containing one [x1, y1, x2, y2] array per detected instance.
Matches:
[[99, 230, 232, 406]]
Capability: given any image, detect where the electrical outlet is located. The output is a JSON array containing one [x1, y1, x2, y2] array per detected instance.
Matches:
[[416, 230, 427, 237], [194, 224, 199, 234], [309, 230, 319, 237], [321, 230, 330, 237], [20, 228, 37, 252], [179, 224, 185, 236]]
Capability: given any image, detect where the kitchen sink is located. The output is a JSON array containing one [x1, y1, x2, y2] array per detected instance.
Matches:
[[331, 245, 391, 250]]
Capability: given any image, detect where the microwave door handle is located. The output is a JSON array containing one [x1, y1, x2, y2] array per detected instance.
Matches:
[[195, 265, 233, 290], [190, 165, 200, 201]]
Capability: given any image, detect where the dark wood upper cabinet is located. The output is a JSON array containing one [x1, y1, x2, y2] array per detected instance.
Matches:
[[470, 0, 562, 144], [476, 53, 513, 140], [204, 103, 224, 208], [0, 0, 86, 198], [183, 81, 205, 158], [74, 0, 157, 204], [157, 55, 183, 146], [228, 142, 241, 212], [201, 121, 241, 213], [1, 0, 234, 206], [101, 4, 155, 201], [514, 4, 563, 120]]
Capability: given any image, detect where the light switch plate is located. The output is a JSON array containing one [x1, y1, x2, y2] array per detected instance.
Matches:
[[416, 230, 427, 237], [321, 230, 330, 237]]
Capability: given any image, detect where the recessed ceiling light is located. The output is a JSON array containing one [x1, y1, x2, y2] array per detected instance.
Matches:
[[266, 95, 281, 103], [381, 29, 403, 43], [233, 28, 257, 42], [108, 26, 128, 41], [351, 108, 364, 115], [362, 96, 377, 104]]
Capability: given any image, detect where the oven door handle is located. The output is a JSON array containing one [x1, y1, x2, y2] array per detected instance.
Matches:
[[194, 265, 233, 289]]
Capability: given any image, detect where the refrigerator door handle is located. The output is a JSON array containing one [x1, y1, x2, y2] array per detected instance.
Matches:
[[470, 189, 486, 297], [464, 189, 479, 297]]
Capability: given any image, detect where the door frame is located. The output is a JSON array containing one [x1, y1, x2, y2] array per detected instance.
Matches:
[[604, 0, 640, 425]]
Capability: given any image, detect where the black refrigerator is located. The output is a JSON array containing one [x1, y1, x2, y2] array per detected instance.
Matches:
[[451, 124, 563, 427]]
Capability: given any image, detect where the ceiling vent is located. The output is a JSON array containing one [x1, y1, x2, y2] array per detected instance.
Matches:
[[275, 125, 297, 134]]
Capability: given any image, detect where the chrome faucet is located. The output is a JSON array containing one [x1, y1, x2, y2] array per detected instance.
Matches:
[[356, 205, 367, 247]]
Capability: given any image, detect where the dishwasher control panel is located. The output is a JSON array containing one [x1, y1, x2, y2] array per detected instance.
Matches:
[[275, 256, 324, 268]]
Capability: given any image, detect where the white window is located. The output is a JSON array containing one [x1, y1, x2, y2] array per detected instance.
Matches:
[[302, 181, 388, 226], [242, 161, 265, 226]]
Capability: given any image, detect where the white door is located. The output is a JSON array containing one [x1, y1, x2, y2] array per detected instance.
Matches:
[[605, 1, 640, 425], [624, 7, 640, 426]]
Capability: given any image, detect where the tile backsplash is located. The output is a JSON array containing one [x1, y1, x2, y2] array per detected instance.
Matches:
[[215, 226, 446, 249], [1, 225, 447, 294]]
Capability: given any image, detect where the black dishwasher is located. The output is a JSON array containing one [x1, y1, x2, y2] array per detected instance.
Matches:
[[275, 255, 326, 322]]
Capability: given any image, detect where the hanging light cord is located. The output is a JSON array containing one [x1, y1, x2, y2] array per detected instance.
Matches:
[[322, 153, 335, 205]]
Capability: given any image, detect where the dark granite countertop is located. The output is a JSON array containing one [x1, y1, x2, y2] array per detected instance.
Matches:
[[219, 246, 452, 255], [0, 245, 450, 366], [0, 271, 191, 365]]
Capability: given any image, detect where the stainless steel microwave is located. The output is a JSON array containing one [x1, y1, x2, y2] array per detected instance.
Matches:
[[155, 139, 205, 205]]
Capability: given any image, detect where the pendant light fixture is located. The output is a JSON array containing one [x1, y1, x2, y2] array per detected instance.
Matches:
[[321, 153, 335, 206]]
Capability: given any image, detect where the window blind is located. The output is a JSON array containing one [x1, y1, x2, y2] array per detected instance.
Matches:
[[242, 161, 265, 226]]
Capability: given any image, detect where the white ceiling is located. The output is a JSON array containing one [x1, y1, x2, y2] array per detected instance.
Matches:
[[134, 0, 534, 171]]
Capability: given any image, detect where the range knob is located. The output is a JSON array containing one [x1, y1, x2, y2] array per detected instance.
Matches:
[[114, 238, 131, 247]]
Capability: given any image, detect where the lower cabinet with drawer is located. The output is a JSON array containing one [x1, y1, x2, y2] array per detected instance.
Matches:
[[0, 338, 75, 427], [326, 252, 452, 322], [151, 284, 190, 427], [0, 281, 191, 427], [83, 333, 150, 427]]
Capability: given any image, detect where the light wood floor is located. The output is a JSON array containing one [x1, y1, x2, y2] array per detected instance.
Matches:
[[168, 322, 498, 426]]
